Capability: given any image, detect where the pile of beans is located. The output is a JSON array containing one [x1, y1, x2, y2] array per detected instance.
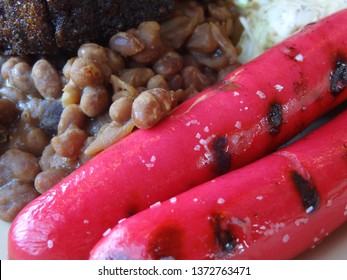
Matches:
[[0, 0, 243, 222]]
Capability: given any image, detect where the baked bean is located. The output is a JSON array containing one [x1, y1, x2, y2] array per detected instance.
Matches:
[[51, 126, 88, 157], [34, 169, 68, 194], [0, 98, 19, 127], [109, 32, 145, 57], [207, 2, 233, 21], [110, 74, 138, 99], [61, 81, 83, 106], [160, 16, 196, 49], [58, 104, 86, 134], [0, 178, 39, 222], [70, 57, 104, 88], [62, 57, 76, 80], [78, 43, 112, 83], [86, 113, 112, 136], [25, 127, 50, 156], [46, 152, 78, 173], [178, 1, 205, 24], [132, 92, 161, 129], [0, 86, 26, 102], [0, 0, 243, 222], [8, 62, 39, 95], [85, 120, 134, 156], [193, 48, 230, 70], [120, 68, 155, 88], [1, 57, 26, 81], [106, 49, 125, 74], [80, 85, 110, 117], [0, 160, 12, 185], [2, 148, 41, 182], [78, 136, 95, 164], [0, 125, 8, 146], [6, 116, 35, 151], [96, 62, 112, 84], [0, 56, 7, 68], [78, 43, 108, 63], [167, 74, 183, 91], [210, 22, 238, 63], [39, 144, 55, 171], [215, 17, 234, 38], [109, 96, 134, 125], [187, 23, 219, 54], [112, 90, 131, 102], [147, 74, 169, 90], [31, 59, 63, 99], [153, 52, 184, 76], [132, 88, 173, 129], [131, 21, 163, 64], [181, 66, 214, 91]]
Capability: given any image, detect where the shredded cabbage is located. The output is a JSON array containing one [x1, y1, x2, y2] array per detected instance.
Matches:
[[235, 0, 347, 63]]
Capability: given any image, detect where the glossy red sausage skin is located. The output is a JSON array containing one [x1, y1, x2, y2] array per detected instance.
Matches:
[[8, 9, 347, 259], [90, 109, 347, 260]]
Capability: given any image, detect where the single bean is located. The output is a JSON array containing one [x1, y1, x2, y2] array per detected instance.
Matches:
[[0, 179, 39, 222], [2, 149, 41, 182], [25, 127, 50, 157], [109, 96, 134, 125], [58, 104, 86, 134], [109, 32, 145, 57], [132, 21, 163, 64], [0, 86, 26, 102], [0, 98, 19, 127], [186, 23, 218, 54], [1, 57, 26, 81], [8, 62, 39, 95], [181, 66, 214, 91], [70, 57, 104, 88], [132, 88, 172, 129], [106, 49, 125, 74], [62, 57, 76, 80], [207, 2, 233, 21], [61, 81, 83, 107], [39, 144, 55, 171], [78, 43, 108, 63], [31, 59, 63, 99], [51, 126, 88, 158], [153, 52, 184, 76], [147, 74, 169, 90], [34, 169, 68, 194], [80, 86, 110, 117], [120, 68, 155, 88]]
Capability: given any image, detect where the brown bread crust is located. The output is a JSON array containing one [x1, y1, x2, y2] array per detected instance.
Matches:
[[0, 0, 175, 55]]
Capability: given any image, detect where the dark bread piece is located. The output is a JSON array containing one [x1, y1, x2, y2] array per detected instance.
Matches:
[[0, 0, 175, 55]]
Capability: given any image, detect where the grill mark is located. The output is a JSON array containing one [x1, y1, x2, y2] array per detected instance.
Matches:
[[330, 60, 347, 96], [209, 213, 237, 253], [267, 102, 283, 135], [212, 136, 232, 176], [291, 170, 319, 213], [147, 222, 184, 260]]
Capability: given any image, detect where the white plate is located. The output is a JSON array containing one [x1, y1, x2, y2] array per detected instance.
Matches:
[[0, 220, 10, 260], [1, 219, 346, 260]]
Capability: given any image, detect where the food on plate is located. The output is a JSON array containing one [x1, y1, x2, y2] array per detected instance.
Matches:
[[0, 0, 175, 55], [90, 107, 347, 260], [0, 0, 242, 222], [7, 8, 347, 259], [235, 0, 347, 63]]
